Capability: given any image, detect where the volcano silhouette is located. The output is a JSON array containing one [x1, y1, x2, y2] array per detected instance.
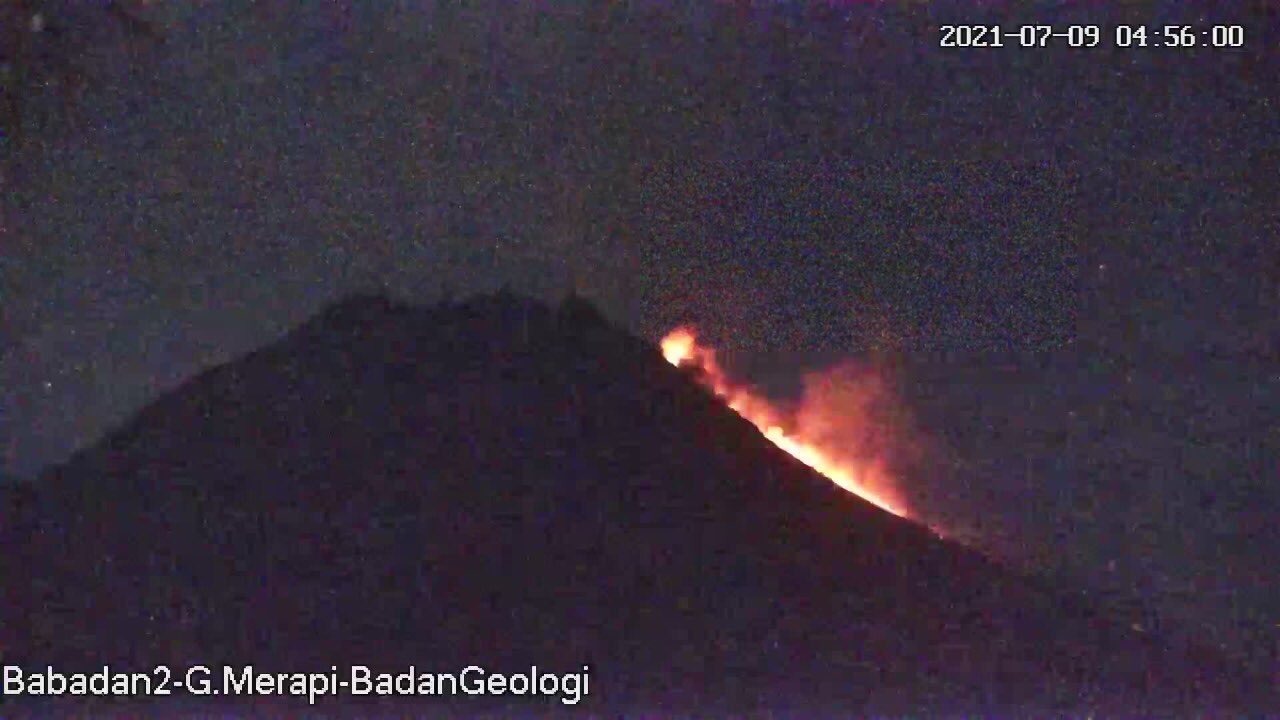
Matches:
[[1, 292, 1265, 716]]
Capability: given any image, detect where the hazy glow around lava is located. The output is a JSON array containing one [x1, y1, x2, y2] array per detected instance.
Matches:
[[661, 326, 910, 519]]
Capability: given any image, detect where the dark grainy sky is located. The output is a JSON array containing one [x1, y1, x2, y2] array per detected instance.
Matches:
[[1, 0, 1277, 662]]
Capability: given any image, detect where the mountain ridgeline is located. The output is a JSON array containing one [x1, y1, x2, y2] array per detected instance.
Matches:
[[1, 292, 1266, 715]]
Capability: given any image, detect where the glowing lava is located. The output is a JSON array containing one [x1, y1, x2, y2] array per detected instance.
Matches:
[[661, 326, 910, 519]]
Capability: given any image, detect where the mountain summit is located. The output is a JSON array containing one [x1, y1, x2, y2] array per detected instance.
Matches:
[[3, 292, 1264, 715]]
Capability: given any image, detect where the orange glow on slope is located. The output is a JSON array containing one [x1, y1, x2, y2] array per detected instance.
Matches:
[[661, 326, 911, 519]]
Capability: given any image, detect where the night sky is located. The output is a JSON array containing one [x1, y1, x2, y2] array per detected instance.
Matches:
[[2, 1, 1277, 663]]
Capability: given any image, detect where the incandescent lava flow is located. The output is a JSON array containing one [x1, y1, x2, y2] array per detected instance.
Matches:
[[661, 326, 911, 519]]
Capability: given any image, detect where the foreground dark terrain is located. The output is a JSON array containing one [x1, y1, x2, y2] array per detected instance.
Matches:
[[2, 293, 1270, 716]]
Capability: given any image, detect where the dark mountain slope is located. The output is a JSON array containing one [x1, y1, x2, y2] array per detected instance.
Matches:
[[3, 292, 1265, 716]]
